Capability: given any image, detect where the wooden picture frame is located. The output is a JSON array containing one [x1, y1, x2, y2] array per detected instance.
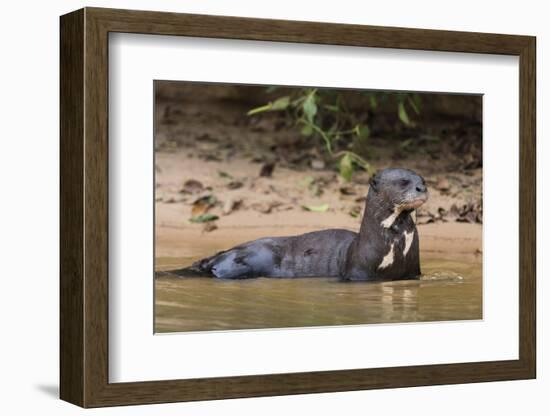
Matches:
[[60, 7, 536, 408]]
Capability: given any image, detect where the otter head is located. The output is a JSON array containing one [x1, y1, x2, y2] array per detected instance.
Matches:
[[368, 168, 428, 226]]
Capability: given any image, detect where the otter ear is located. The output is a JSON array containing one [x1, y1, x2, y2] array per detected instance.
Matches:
[[369, 176, 378, 192]]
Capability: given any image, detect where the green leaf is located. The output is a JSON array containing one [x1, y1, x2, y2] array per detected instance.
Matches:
[[355, 124, 370, 140], [302, 93, 317, 123], [407, 95, 420, 115], [301, 119, 333, 154], [339, 153, 354, 182], [300, 124, 313, 137], [323, 104, 340, 112], [412, 93, 422, 109], [218, 170, 233, 179], [189, 214, 219, 223], [369, 94, 378, 110], [271, 96, 291, 111], [399, 138, 413, 149], [247, 96, 290, 116], [247, 104, 273, 116], [398, 101, 411, 126], [354, 158, 374, 176], [302, 203, 329, 212]]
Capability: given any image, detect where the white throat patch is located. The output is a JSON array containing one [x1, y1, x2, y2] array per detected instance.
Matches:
[[377, 243, 395, 270], [381, 206, 402, 228], [403, 230, 415, 257]]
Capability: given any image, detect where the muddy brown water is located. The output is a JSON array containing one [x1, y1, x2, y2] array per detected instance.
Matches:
[[154, 254, 482, 333]]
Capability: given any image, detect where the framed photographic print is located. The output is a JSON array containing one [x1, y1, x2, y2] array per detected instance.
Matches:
[[60, 7, 536, 408]]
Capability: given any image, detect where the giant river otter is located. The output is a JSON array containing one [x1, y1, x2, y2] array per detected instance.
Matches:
[[171, 168, 428, 281]]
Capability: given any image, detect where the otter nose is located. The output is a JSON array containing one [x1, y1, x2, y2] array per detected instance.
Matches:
[[416, 184, 426, 193]]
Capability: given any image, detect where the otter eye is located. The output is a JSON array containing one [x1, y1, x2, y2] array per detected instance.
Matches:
[[398, 179, 411, 187]]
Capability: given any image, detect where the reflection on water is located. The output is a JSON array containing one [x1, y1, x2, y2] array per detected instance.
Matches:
[[154, 255, 481, 333]]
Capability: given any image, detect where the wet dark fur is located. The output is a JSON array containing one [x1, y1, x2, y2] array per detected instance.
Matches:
[[168, 168, 428, 281]]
